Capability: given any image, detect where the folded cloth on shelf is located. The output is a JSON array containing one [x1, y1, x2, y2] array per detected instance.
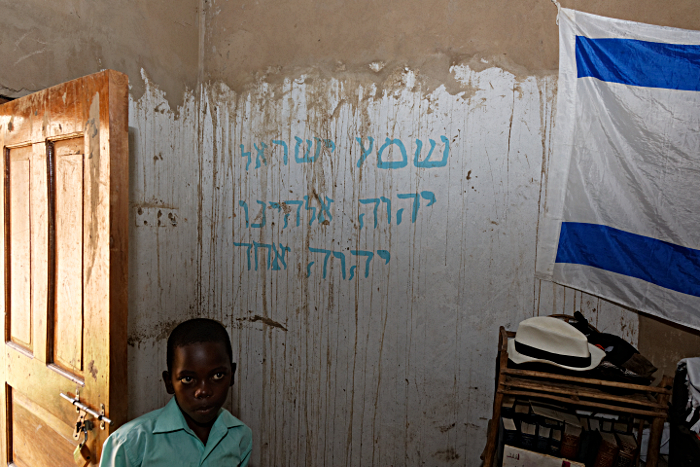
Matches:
[[593, 360, 654, 387], [571, 311, 658, 380], [678, 357, 700, 433], [621, 353, 658, 380]]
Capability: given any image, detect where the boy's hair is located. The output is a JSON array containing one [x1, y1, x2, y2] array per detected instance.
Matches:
[[166, 318, 233, 372]]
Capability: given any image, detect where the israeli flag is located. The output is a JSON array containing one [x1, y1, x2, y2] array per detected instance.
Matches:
[[536, 9, 700, 331]]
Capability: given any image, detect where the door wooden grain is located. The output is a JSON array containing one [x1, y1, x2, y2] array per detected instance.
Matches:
[[0, 70, 128, 466]]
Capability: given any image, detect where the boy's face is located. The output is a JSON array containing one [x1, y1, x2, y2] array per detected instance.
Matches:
[[163, 341, 235, 427]]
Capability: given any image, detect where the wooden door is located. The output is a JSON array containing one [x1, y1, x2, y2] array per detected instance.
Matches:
[[0, 70, 128, 466]]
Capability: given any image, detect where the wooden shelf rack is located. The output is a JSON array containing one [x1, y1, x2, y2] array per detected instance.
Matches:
[[481, 326, 672, 467]]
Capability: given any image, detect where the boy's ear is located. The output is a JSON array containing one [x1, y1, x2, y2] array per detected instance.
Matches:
[[229, 362, 236, 387], [162, 371, 175, 394]]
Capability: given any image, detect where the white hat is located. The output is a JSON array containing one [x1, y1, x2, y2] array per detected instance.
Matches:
[[507, 316, 605, 371]]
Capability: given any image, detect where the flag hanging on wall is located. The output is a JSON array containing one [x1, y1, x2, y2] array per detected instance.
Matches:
[[536, 8, 700, 331]]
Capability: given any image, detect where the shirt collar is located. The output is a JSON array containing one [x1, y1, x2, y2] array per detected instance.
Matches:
[[215, 407, 246, 429], [153, 397, 189, 434], [152, 397, 246, 434]]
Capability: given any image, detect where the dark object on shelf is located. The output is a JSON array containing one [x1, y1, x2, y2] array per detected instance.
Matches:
[[536, 424, 551, 453], [502, 396, 516, 419], [571, 311, 657, 381], [561, 423, 582, 459], [550, 428, 562, 456], [576, 428, 601, 467], [514, 402, 532, 425], [502, 417, 518, 447], [520, 422, 537, 450], [593, 431, 619, 467], [669, 358, 700, 467], [615, 433, 637, 467]]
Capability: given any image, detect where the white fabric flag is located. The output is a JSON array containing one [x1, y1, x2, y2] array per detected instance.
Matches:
[[536, 8, 700, 331]]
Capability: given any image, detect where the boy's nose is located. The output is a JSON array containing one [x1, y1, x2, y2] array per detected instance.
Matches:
[[194, 384, 212, 398]]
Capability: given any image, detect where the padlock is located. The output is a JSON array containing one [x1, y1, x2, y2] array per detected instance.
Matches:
[[73, 442, 91, 464], [73, 429, 91, 465]]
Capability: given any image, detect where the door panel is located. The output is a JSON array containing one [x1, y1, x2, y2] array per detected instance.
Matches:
[[7, 146, 32, 353], [29, 142, 49, 364], [0, 70, 128, 466], [10, 388, 76, 467], [54, 137, 85, 375]]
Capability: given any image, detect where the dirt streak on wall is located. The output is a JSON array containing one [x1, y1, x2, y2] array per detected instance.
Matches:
[[193, 65, 638, 466], [126, 76, 201, 418]]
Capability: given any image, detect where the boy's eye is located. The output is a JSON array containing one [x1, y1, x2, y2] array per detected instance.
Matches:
[[212, 372, 225, 381], [180, 376, 194, 384]]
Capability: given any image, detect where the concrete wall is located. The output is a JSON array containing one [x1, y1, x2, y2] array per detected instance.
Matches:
[[196, 1, 645, 465], [3, 0, 700, 466], [638, 314, 700, 385], [0, 0, 199, 107]]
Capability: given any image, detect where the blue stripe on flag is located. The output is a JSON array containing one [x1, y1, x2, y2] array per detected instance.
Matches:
[[576, 36, 700, 91], [555, 222, 700, 297]]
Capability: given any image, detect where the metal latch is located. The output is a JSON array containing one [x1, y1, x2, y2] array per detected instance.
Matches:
[[60, 392, 113, 427]]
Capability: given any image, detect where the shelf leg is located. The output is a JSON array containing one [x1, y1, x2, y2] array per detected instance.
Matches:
[[481, 391, 503, 467], [646, 416, 663, 467], [646, 375, 673, 467], [634, 418, 645, 467]]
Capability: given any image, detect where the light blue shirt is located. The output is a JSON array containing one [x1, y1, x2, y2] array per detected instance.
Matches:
[[99, 397, 252, 467]]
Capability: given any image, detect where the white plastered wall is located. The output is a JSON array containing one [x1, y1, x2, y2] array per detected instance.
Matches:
[[126, 66, 638, 466]]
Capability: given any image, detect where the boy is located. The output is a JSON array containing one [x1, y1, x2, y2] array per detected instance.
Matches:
[[99, 318, 252, 466]]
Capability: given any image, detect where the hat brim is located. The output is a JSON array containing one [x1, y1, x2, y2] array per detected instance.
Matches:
[[507, 338, 605, 371]]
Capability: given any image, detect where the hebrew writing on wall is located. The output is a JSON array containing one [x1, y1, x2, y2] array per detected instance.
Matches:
[[127, 62, 641, 465], [192, 66, 555, 465]]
